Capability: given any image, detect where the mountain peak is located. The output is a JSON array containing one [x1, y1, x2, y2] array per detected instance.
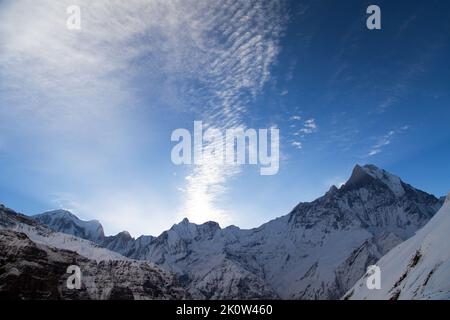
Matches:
[[181, 217, 190, 224], [170, 218, 195, 234], [36, 209, 102, 225], [39, 209, 77, 219], [343, 164, 374, 189], [343, 164, 405, 197], [361, 163, 381, 171], [327, 185, 339, 194], [169, 218, 221, 241], [117, 231, 132, 239], [361, 164, 405, 196]]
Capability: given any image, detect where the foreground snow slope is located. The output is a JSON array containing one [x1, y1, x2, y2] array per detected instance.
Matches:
[[346, 193, 450, 300]]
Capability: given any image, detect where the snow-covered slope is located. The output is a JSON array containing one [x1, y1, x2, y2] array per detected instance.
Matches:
[[345, 193, 450, 300]]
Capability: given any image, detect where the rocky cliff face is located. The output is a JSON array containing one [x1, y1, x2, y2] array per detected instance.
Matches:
[[0, 206, 187, 300]]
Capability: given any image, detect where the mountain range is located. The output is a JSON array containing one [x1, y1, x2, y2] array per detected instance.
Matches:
[[1, 164, 447, 299]]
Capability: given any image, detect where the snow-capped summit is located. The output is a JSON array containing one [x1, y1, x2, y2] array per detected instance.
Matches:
[[169, 218, 197, 238], [343, 164, 405, 197], [39, 209, 78, 220], [169, 218, 221, 241], [361, 164, 405, 197], [33, 209, 105, 242], [326, 185, 339, 196]]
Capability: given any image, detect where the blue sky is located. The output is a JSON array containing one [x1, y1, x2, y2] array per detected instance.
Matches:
[[0, 0, 449, 237]]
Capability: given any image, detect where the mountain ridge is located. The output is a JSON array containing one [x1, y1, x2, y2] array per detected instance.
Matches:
[[28, 164, 444, 299], [33, 164, 443, 240]]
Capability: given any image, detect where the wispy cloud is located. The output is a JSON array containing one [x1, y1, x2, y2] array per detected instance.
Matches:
[[293, 118, 318, 136], [291, 141, 302, 149], [299, 119, 317, 134], [290, 118, 318, 151], [376, 35, 448, 114], [397, 14, 417, 36], [171, 1, 287, 225], [367, 125, 409, 157]]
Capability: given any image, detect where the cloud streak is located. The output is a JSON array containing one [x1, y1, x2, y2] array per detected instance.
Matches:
[[367, 125, 409, 157], [174, 0, 287, 225]]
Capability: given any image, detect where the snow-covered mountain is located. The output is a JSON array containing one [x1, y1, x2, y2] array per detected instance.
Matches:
[[31, 164, 443, 299], [33, 209, 105, 242], [345, 192, 450, 300], [139, 164, 441, 299], [33, 209, 154, 258], [0, 205, 187, 299], [1, 205, 126, 262]]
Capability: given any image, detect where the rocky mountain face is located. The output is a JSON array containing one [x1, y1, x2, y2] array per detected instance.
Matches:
[[345, 193, 450, 300], [29, 164, 443, 299], [0, 205, 187, 300]]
